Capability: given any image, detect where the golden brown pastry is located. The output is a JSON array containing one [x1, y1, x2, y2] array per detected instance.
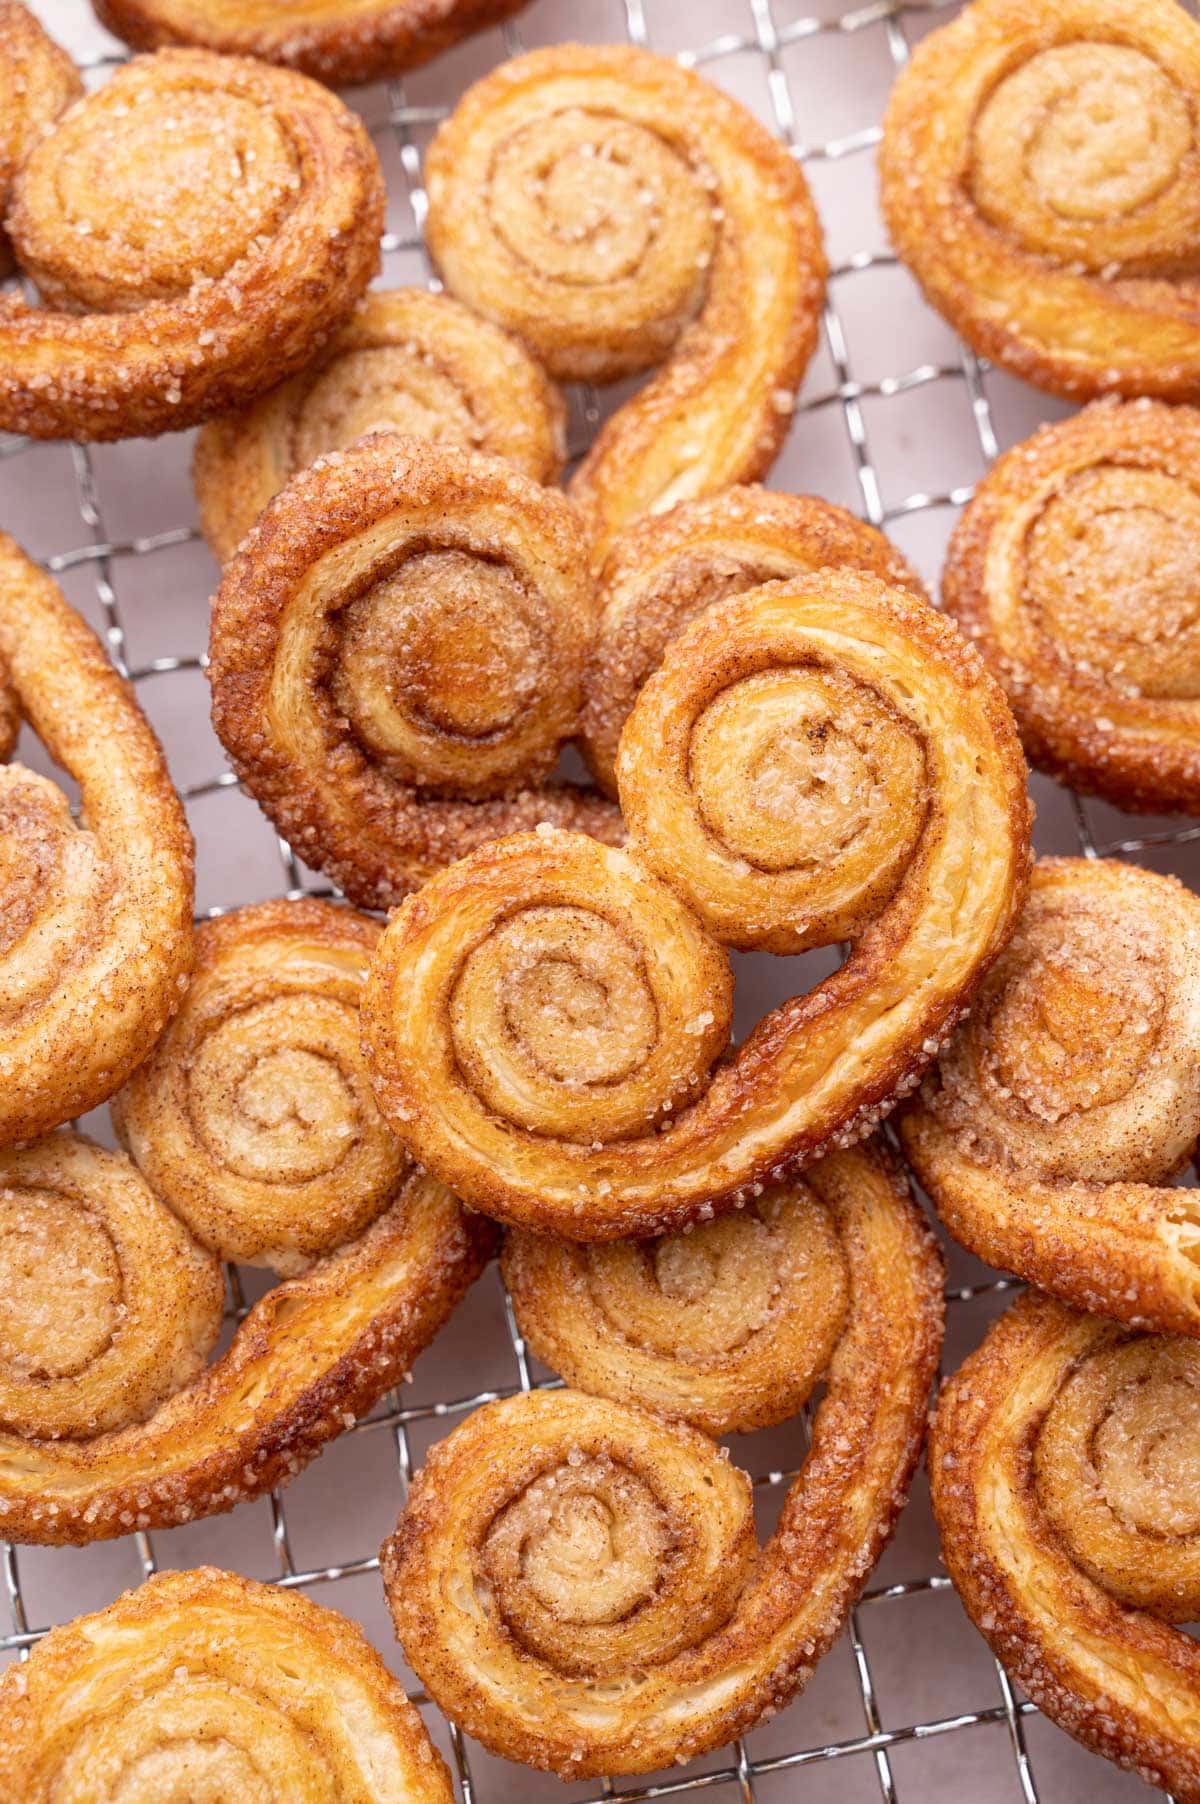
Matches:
[[0, 1148, 490, 1544], [92, 0, 528, 86], [209, 434, 622, 911], [0, 1566, 456, 1802], [0, 48, 383, 440], [0, 4, 80, 278], [932, 1292, 1200, 1801], [194, 288, 566, 563], [0, 536, 194, 1146], [902, 856, 1200, 1337], [880, 0, 1200, 404], [384, 1143, 942, 1776], [0, 1134, 223, 1439], [504, 1172, 849, 1437], [582, 486, 926, 795], [362, 569, 1032, 1239], [112, 899, 409, 1274], [425, 45, 826, 565], [944, 398, 1200, 812]]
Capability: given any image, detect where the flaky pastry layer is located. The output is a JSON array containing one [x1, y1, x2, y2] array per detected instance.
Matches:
[[0, 4, 80, 277], [384, 1143, 942, 1775], [425, 44, 826, 564], [362, 569, 1031, 1239], [209, 434, 621, 910]]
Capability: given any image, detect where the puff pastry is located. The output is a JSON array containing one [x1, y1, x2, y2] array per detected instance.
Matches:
[[582, 486, 926, 795], [385, 1143, 942, 1776], [0, 48, 383, 440], [0, 537, 194, 1145], [362, 569, 1032, 1238], [944, 398, 1200, 812], [113, 898, 411, 1274], [194, 288, 566, 563], [0, 1156, 490, 1544], [209, 434, 621, 911], [425, 45, 826, 564], [92, 0, 528, 85], [880, 0, 1200, 404], [0, 1566, 455, 1801], [504, 1170, 849, 1437], [902, 856, 1200, 1337], [0, 4, 80, 278], [933, 1292, 1200, 1800]]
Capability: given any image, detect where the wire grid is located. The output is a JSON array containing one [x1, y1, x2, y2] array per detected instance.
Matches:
[[1, 3, 1193, 1800]]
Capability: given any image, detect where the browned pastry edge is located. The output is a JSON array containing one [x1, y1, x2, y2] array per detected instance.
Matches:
[[0, 1169, 495, 1544], [944, 397, 1200, 813], [92, 0, 528, 86], [931, 1292, 1200, 1802], [0, 49, 384, 440], [208, 433, 622, 912]]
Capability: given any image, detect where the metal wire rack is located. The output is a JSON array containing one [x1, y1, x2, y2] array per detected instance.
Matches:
[[2, 2, 1195, 1799]]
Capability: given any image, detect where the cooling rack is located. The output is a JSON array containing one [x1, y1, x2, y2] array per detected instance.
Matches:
[[3, 3, 1196, 1800]]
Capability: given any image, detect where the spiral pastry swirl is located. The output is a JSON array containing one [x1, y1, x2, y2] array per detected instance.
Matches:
[[0, 1156, 491, 1544], [209, 434, 621, 911], [0, 48, 383, 441], [504, 1171, 849, 1437], [582, 487, 926, 795], [0, 537, 194, 1146], [92, 0, 528, 85], [0, 1135, 222, 1440], [425, 45, 826, 566], [363, 569, 1031, 1239], [194, 288, 566, 563], [945, 398, 1200, 812], [880, 0, 1200, 404], [0, 1566, 455, 1802], [0, 5, 80, 279], [933, 1293, 1200, 1800], [901, 857, 1200, 1337], [384, 1143, 942, 1776], [113, 899, 408, 1274]]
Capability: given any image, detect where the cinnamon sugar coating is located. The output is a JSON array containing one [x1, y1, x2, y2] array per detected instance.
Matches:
[[0, 48, 383, 440], [582, 486, 926, 794], [112, 899, 410, 1274], [194, 288, 566, 563], [880, 0, 1200, 404], [504, 1171, 849, 1436], [902, 856, 1200, 1336], [945, 398, 1200, 812], [0, 536, 194, 1144], [209, 434, 621, 911], [92, 0, 528, 86], [425, 45, 826, 565], [0, 4, 80, 278], [933, 1293, 1200, 1800], [0, 1566, 456, 1801], [384, 1143, 942, 1776], [362, 569, 1032, 1240]]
